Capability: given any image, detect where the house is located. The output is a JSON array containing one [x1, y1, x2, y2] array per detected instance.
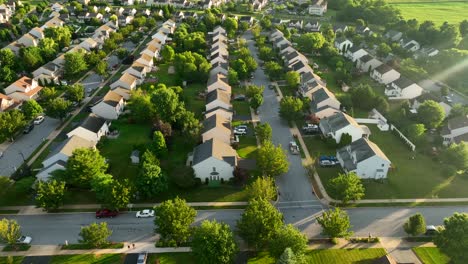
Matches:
[[205, 106, 233, 121], [384, 30, 402, 42], [290, 60, 312, 75], [279, 44, 295, 57], [67, 114, 110, 143], [210, 45, 228, 57], [28, 27, 44, 39], [206, 89, 231, 112], [270, 29, 283, 41], [210, 53, 228, 65], [36, 135, 96, 181], [110, 72, 138, 90], [0, 4, 12, 23], [32, 62, 62, 84], [319, 112, 367, 143], [17, 34, 38, 48], [284, 50, 308, 67], [385, 76, 423, 99], [152, 31, 168, 44], [239, 16, 254, 25], [112, 87, 131, 100], [308, 0, 327, 16], [210, 25, 226, 35], [202, 113, 232, 145], [299, 73, 326, 99], [442, 115, 468, 145], [79, 38, 98, 52], [416, 47, 439, 58], [118, 15, 134, 25], [203, 0, 213, 9], [303, 21, 321, 32], [42, 17, 64, 28], [337, 138, 391, 179], [4, 77, 43, 101], [334, 37, 353, 54], [400, 38, 420, 52], [273, 36, 291, 49], [370, 64, 400, 85], [135, 53, 154, 68], [92, 91, 125, 120], [210, 62, 229, 76], [356, 26, 371, 35], [0, 93, 17, 112], [333, 24, 348, 33], [310, 87, 341, 119], [140, 43, 160, 58], [51, 3, 64, 12], [287, 20, 303, 30], [345, 46, 368, 62], [207, 73, 231, 94], [357, 54, 383, 72], [124, 63, 148, 81]]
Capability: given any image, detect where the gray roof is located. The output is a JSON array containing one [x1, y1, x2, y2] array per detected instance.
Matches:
[[46, 135, 95, 160], [81, 114, 107, 133], [192, 138, 237, 166], [205, 106, 232, 115], [348, 45, 362, 53], [212, 61, 229, 70], [206, 89, 230, 105], [312, 87, 331, 104], [359, 54, 374, 63], [202, 114, 230, 133], [285, 50, 301, 61], [448, 115, 468, 130], [290, 60, 306, 71], [210, 52, 227, 61], [301, 71, 315, 84], [335, 36, 348, 44], [320, 112, 359, 134], [385, 30, 401, 38], [392, 76, 414, 88], [374, 64, 393, 74], [337, 138, 390, 171], [207, 73, 229, 87]]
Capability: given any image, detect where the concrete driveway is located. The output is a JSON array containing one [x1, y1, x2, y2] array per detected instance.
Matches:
[[0, 117, 60, 176], [106, 55, 120, 70], [81, 73, 103, 96]]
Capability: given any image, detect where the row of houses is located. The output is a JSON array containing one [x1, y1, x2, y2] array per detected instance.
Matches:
[[0, 0, 16, 23], [271, 18, 321, 32], [189, 26, 238, 183]]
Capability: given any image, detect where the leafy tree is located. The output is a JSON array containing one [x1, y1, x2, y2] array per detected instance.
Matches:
[[231, 58, 249, 80], [404, 124, 425, 141], [460, 20, 468, 37], [154, 197, 196, 246], [441, 142, 468, 171], [237, 198, 283, 250], [44, 26, 71, 48], [228, 69, 239, 85], [278, 248, 297, 264], [152, 131, 167, 157], [245, 85, 264, 98], [223, 17, 238, 37], [66, 148, 108, 188], [108, 180, 131, 210], [90, 173, 114, 203], [403, 213, 426, 236], [317, 208, 353, 238], [329, 172, 365, 204], [246, 176, 276, 201], [279, 96, 304, 122], [350, 84, 377, 111], [264, 61, 283, 80], [151, 87, 182, 123], [0, 49, 16, 68], [255, 123, 272, 143], [64, 51, 88, 79], [35, 180, 66, 212], [0, 219, 21, 245], [0, 110, 26, 142], [176, 109, 201, 140], [45, 97, 71, 121], [434, 212, 468, 264], [285, 71, 300, 89], [128, 89, 155, 123], [297, 33, 326, 52], [161, 45, 175, 62], [38, 38, 58, 61], [173, 51, 211, 83], [250, 94, 263, 112], [376, 43, 392, 58], [40, 87, 59, 102], [244, 56, 258, 73], [269, 224, 307, 259], [79, 222, 112, 248], [258, 46, 273, 61], [65, 84, 85, 104], [0, 66, 15, 83], [192, 220, 238, 264], [21, 46, 43, 70], [137, 150, 168, 199], [417, 100, 445, 128], [21, 100, 43, 120], [94, 60, 108, 77], [257, 141, 289, 177]]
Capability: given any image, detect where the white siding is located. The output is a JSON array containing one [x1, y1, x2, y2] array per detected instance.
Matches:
[[192, 157, 234, 181], [42, 153, 68, 168], [333, 126, 364, 143], [92, 103, 119, 120], [355, 156, 390, 179]]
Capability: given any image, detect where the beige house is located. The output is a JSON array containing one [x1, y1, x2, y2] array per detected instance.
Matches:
[[205, 106, 233, 121], [0, 93, 17, 112], [112, 87, 131, 100], [5, 77, 43, 101], [311, 87, 341, 119], [110, 73, 138, 90], [202, 113, 232, 145], [207, 73, 231, 94], [206, 89, 231, 112], [67, 114, 110, 143], [135, 53, 154, 68], [371, 64, 400, 85], [92, 91, 125, 120], [17, 34, 38, 47]]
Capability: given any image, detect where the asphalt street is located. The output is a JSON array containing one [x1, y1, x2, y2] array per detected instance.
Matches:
[[82, 73, 103, 96]]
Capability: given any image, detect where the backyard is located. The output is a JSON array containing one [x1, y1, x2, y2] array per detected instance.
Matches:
[[413, 247, 450, 264], [389, 1, 468, 26]]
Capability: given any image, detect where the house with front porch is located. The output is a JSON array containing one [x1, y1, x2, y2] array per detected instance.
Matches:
[[319, 112, 368, 143]]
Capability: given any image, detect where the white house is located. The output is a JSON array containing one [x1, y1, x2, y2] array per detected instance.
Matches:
[[303, 21, 321, 32], [190, 138, 237, 182], [299, 73, 326, 99], [284, 50, 308, 67], [32, 62, 62, 84], [79, 38, 98, 52], [205, 106, 233, 121], [91, 91, 125, 120], [357, 54, 383, 72], [110, 72, 138, 90], [400, 38, 420, 52], [66, 114, 110, 143], [308, 0, 327, 16], [345, 46, 368, 62], [207, 73, 231, 94], [441, 115, 468, 145], [0, 93, 16, 112], [152, 31, 168, 44], [319, 112, 367, 143], [141, 43, 160, 58], [124, 63, 148, 81], [17, 34, 38, 47], [334, 37, 353, 54], [370, 64, 401, 85], [210, 53, 228, 65], [310, 87, 341, 119], [384, 30, 402, 42], [5, 77, 43, 101], [135, 53, 154, 69], [112, 87, 131, 100], [206, 89, 231, 112], [385, 76, 423, 99], [210, 62, 229, 76], [202, 113, 232, 145], [290, 60, 312, 75], [337, 138, 391, 179]]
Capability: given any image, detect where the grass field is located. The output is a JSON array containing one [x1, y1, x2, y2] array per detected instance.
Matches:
[[0, 256, 23, 264], [148, 253, 196, 263], [50, 254, 124, 264], [389, 1, 468, 25], [413, 247, 450, 264]]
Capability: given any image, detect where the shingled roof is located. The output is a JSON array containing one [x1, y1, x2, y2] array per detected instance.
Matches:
[[192, 138, 237, 166]]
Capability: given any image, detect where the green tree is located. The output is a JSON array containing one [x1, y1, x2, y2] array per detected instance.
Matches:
[[45, 97, 71, 121], [21, 100, 43, 120], [279, 96, 304, 122], [228, 69, 239, 85], [245, 85, 264, 98], [297, 33, 326, 52], [278, 248, 297, 264], [40, 87, 58, 102], [264, 61, 283, 80], [258, 46, 273, 61], [0, 219, 21, 245], [237, 198, 283, 250], [223, 17, 238, 37], [441, 142, 468, 171], [90, 173, 114, 203], [152, 131, 167, 157], [417, 100, 445, 128], [21, 46, 43, 70], [250, 94, 263, 112], [35, 180, 66, 212], [329, 172, 365, 204], [66, 148, 108, 188], [246, 176, 276, 201], [0, 49, 16, 68], [64, 51, 88, 79], [269, 224, 307, 259], [44, 26, 71, 48], [79, 222, 112, 248], [137, 150, 168, 199], [107, 180, 131, 210], [376, 43, 392, 58], [434, 212, 468, 264], [127, 89, 155, 123], [0, 110, 26, 142], [285, 71, 300, 89], [231, 59, 249, 80], [94, 60, 108, 77], [161, 45, 175, 62], [317, 208, 353, 238], [176, 109, 201, 140], [192, 220, 238, 264], [257, 141, 289, 177], [65, 84, 85, 104], [404, 123, 425, 142], [403, 213, 426, 236], [151, 87, 182, 123], [254, 123, 272, 143], [154, 197, 196, 246]]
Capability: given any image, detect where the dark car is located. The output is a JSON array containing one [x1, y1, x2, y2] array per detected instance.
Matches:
[[23, 123, 34, 134], [96, 209, 118, 218]]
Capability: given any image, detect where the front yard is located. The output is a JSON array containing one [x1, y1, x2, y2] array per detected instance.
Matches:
[[413, 247, 450, 264]]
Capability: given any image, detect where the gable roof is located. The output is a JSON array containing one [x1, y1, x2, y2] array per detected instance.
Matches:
[[205, 106, 233, 115], [192, 138, 237, 166], [207, 73, 229, 87], [374, 64, 394, 75], [392, 76, 414, 88], [206, 89, 231, 105], [119, 72, 138, 85], [337, 138, 390, 171], [448, 115, 468, 130], [102, 91, 123, 107], [359, 54, 374, 63], [290, 60, 306, 71], [320, 112, 359, 134], [80, 114, 107, 133], [202, 113, 231, 133], [48, 135, 95, 158]]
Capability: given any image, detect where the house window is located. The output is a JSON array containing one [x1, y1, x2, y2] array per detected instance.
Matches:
[[381, 164, 384, 167]]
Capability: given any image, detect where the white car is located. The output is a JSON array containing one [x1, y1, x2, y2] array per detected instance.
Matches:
[[17, 235, 32, 244], [234, 128, 247, 135], [136, 209, 155, 218], [33, 115, 45, 125]]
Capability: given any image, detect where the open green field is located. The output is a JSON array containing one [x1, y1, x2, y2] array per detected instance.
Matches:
[[389, 1, 468, 25], [413, 247, 450, 264], [148, 253, 196, 264], [50, 254, 124, 264]]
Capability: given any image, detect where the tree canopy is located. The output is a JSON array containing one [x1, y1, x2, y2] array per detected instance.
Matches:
[[317, 208, 353, 238], [255, 123, 272, 143], [435, 212, 468, 264], [257, 141, 289, 177], [79, 222, 112, 248], [137, 150, 168, 199], [66, 148, 108, 188], [403, 213, 426, 236], [21, 100, 43, 120], [329, 172, 365, 204], [279, 96, 304, 122], [269, 224, 308, 259], [35, 180, 66, 212], [417, 100, 445, 128], [246, 176, 276, 201], [0, 219, 21, 245]]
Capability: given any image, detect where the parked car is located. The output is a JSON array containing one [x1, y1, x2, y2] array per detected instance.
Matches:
[[17, 235, 32, 244], [235, 125, 248, 131], [33, 115, 45, 125], [137, 252, 148, 264], [302, 124, 318, 131], [268, 84, 275, 90], [319, 159, 337, 167], [425, 225, 439, 236], [95, 209, 118, 218], [23, 123, 34, 134], [289, 141, 299, 154], [136, 209, 155, 218], [233, 128, 247, 135], [319, 155, 338, 162], [444, 95, 453, 103], [234, 94, 246, 101]]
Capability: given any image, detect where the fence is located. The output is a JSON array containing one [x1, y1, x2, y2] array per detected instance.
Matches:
[[390, 124, 416, 151]]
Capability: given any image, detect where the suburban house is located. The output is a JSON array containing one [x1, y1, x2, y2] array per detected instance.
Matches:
[[290, 60, 311, 75], [270, 29, 284, 41], [28, 27, 45, 40], [287, 20, 303, 30], [337, 138, 391, 179], [384, 30, 403, 42], [206, 89, 231, 112], [303, 20, 321, 32], [110, 72, 138, 90], [205, 106, 233, 121], [334, 37, 353, 54], [112, 87, 131, 100], [124, 63, 148, 81], [207, 73, 231, 94], [210, 62, 229, 76], [333, 24, 348, 33], [418, 47, 439, 58], [0, 93, 17, 112], [0, 4, 12, 23], [299, 75, 326, 99], [202, 113, 232, 145], [152, 31, 168, 44], [279, 44, 295, 57], [400, 38, 420, 52], [345, 46, 368, 62], [36, 135, 96, 181], [210, 53, 228, 65], [91, 91, 125, 120], [190, 138, 238, 182], [284, 50, 308, 67], [67, 114, 110, 143], [79, 38, 98, 52], [441, 115, 468, 145], [32, 62, 62, 84], [273, 35, 291, 49], [319, 112, 367, 143], [308, 0, 327, 15], [370, 64, 401, 85], [385, 76, 423, 99], [210, 45, 228, 57], [310, 87, 341, 119], [17, 34, 38, 48], [141, 43, 160, 59], [4, 77, 43, 101], [357, 54, 383, 72], [51, 3, 64, 12], [135, 53, 154, 68]]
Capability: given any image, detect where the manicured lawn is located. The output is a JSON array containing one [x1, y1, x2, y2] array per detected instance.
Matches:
[[148, 253, 196, 264], [183, 83, 206, 118], [389, 1, 468, 25], [152, 63, 178, 86], [61, 242, 124, 250], [413, 247, 450, 264], [0, 256, 23, 264], [248, 249, 387, 264], [0, 177, 35, 206], [50, 254, 124, 264], [233, 100, 252, 117], [155, 185, 249, 202], [237, 135, 258, 159]]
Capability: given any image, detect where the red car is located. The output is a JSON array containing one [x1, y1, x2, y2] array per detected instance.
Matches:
[[95, 209, 118, 218]]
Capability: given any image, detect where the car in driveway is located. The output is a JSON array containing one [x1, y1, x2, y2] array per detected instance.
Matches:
[[95, 209, 118, 218], [233, 128, 247, 135], [425, 225, 440, 235], [33, 115, 45, 125], [136, 209, 154, 218], [319, 159, 338, 167], [137, 252, 148, 264], [23, 123, 34, 134], [17, 235, 32, 244]]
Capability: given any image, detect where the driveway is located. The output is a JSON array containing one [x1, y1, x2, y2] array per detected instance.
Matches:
[[81, 73, 103, 96], [0, 117, 60, 176], [106, 55, 120, 70], [419, 79, 467, 105], [122, 41, 137, 53]]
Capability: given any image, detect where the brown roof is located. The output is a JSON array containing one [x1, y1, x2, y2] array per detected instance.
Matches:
[[103, 90, 123, 103], [119, 72, 137, 85], [138, 53, 153, 63]]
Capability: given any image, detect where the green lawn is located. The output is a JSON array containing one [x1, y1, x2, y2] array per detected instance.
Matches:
[[248, 249, 387, 264], [0, 177, 35, 206], [237, 136, 258, 159], [233, 100, 251, 117], [183, 83, 206, 118], [413, 247, 450, 264], [50, 254, 124, 264], [152, 63, 178, 86], [390, 1, 468, 25], [0, 256, 23, 264], [148, 253, 196, 263]]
